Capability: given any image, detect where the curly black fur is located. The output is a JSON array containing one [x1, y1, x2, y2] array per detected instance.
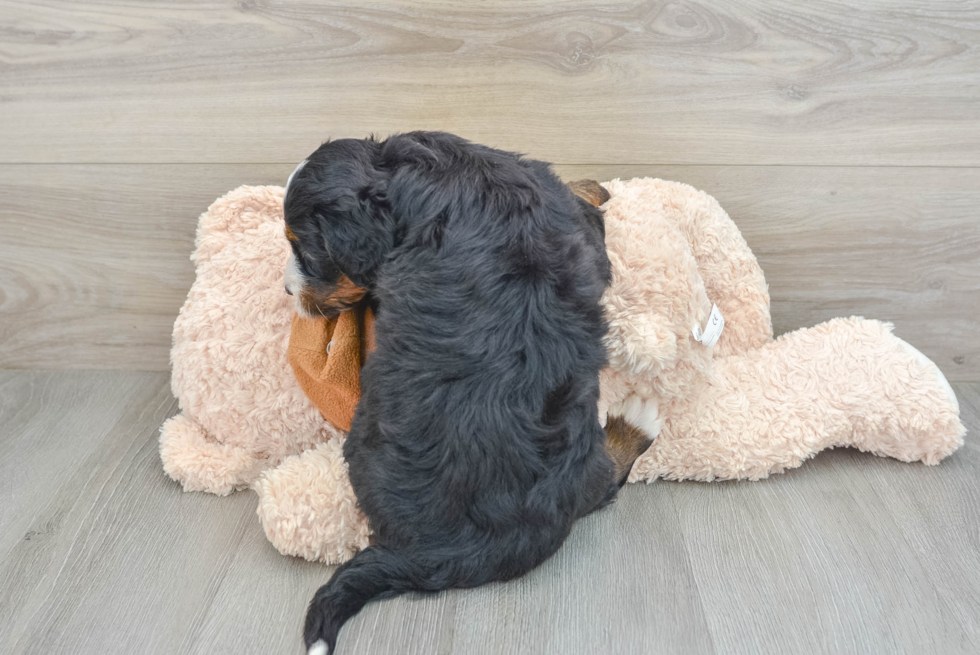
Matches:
[[284, 132, 622, 654]]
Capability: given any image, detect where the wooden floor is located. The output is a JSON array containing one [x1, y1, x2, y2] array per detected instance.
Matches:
[[0, 370, 977, 655]]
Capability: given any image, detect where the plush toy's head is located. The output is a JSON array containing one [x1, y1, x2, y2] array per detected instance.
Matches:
[[161, 186, 343, 495]]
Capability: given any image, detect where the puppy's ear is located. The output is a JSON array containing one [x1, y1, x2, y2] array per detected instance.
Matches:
[[294, 139, 396, 288], [315, 173, 394, 288]]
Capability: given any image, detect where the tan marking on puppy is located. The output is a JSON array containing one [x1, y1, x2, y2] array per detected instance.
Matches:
[[568, 179, 611, 208], [299, 275, 367, 318], [604, 415, 653, 485], [332, 276, 368, 305], [285, 225, 299, 242]]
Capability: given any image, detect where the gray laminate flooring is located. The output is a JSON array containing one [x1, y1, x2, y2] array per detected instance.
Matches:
[[1, 371, 978, 654]]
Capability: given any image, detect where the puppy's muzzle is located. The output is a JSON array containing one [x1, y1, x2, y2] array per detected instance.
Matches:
[[284, 253, 303, 298]]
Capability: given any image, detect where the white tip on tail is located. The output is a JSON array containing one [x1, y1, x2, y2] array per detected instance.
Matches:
[[308, 640, 328, 655]]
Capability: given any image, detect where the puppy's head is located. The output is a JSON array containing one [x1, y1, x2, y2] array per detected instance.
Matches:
[[282, 138, 394, 319]]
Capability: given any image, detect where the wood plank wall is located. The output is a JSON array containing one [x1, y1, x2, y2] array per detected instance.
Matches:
[[1, 1, 978, 378]]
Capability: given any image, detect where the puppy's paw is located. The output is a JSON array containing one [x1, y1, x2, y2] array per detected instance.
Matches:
[[604, 415, 654, 486]]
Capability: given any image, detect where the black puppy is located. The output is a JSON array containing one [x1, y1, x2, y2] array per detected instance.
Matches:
[[283, 132, 646, 655]]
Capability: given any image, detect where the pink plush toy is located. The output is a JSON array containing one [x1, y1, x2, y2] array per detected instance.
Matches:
[[161, 187, 343, 496], [595, 178, 963, 483], [161, 179, 964, 565]]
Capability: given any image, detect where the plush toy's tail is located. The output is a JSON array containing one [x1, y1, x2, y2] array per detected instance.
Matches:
[[304, 546, 431, 655]]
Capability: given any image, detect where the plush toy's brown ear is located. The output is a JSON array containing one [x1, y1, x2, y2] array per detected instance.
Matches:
[[568, 179, 610, 208]]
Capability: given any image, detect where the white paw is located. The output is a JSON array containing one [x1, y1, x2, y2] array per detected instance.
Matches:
[[608, 395, 663, 440]]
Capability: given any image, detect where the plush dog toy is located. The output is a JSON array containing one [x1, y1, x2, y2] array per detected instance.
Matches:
[[160, 179, 964, 564], [161, 187, 343, 497], [594, 178, 963, 483]]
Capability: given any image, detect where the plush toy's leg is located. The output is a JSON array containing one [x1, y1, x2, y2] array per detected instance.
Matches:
[[632, 317, 965, 482], [159, 413, 266, 495], [253, 439, 371, 564]]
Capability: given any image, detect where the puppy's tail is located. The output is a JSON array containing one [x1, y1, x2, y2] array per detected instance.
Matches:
[[303, 545, 430, 655]]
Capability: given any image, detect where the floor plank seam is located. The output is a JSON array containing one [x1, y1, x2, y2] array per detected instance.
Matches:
[[174, 490, 260, 653], [661, 481, 720, 655]]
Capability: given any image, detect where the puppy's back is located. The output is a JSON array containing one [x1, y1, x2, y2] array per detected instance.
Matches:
[[305, 132, 615, 655]]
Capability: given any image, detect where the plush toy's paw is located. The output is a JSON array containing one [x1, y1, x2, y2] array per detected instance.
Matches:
[[604, 313, 679, 376], [894, 337, 958, 412], [870, 330, 965, 465], [254, 439, 371, 564], [159, 413, 262, 495]]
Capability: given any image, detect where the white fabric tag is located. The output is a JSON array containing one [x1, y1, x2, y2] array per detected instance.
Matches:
[[692, 304, 725, 348]]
